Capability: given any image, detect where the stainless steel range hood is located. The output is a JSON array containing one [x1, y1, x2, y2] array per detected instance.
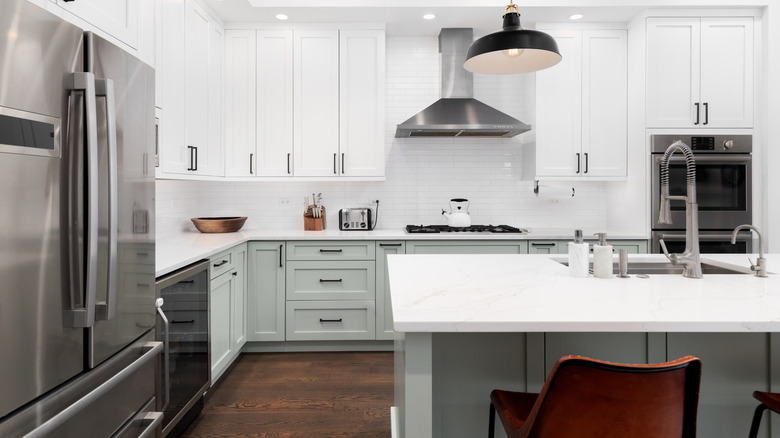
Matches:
[[395, 28, 531, 138]]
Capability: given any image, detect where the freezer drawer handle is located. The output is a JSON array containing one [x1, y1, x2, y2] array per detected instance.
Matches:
[[23, 341, 163, 438], [170, 319, 196, 324], [137, 411, 164, 438]]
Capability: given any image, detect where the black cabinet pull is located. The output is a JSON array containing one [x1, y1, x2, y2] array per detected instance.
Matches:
[[287, 153, 291, 174], [703, 102, 709, 125], [170, 320, 195, 324], [193, 146, 198, 171], [531, 242, 556, 247], [584, 152, 589, 174], [319, 318, 343, 323], [333, 153, 337, 174], [379, 243, 402, 247], [213, 259, 229, 267], [341, 153, 345, 174], [187, 146, 195, 171], [694, 102, 700, 125], [250, 153, 254, 174], [178, 280, 194, 284], [319, 249, 343, 253], [319, 279, 343, 283], [576, 153, 581, 174], [279, 244, 283, 267], [232, 272, 238, 276]]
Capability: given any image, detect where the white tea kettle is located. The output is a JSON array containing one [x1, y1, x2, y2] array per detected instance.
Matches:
[[441, 198, 471, 227]]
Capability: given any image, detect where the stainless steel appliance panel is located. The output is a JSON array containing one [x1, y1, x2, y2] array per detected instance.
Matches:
[[652, 230, 753, 254], [86, 32, 157, 368], [0, 0, 85, 419], [156, 260, 211, 437]]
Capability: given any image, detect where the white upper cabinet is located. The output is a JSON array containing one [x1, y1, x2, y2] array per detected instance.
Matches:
[[56, 0, 138, 48], [294, 29, 341, 177], [224, 27, 385, 179], [535, 29, 627, 179], [339, 30, 386, 177], [646, 17, 753, 128]]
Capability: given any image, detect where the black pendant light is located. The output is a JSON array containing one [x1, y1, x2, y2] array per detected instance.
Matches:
[[464, 2, 562, 75]]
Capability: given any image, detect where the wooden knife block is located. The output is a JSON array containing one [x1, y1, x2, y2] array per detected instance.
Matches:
[[303, 206, 325, 231]]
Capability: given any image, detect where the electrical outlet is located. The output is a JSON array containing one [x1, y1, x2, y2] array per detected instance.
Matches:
[[279, 198, 291, 207]]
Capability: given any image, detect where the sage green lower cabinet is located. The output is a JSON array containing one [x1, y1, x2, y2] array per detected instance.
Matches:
[[406, 240, 528, 254], [544, 333, 655, 373], [209, 243, 246, 384], [286, 300, 376, 341], [286, 261, 375, 301], [376, 241, 405, 340], [247, 242, 286, 342]]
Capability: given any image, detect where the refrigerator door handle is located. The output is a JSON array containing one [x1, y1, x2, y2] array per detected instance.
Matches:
[[155, 298, 170, 412], [23, 342, 163, 438], [95, 78, 118, 321], [64, 72, 99, 328]]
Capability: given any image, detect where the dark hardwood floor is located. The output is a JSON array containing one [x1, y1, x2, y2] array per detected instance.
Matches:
[[181, 351, 394, 438]]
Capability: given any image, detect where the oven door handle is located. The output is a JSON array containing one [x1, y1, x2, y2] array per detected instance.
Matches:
[[656, 155, 752, 164], [656, 232, 749, 241]]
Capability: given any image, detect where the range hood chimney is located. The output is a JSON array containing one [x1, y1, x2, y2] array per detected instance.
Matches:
[[395, 28, 531, 138]]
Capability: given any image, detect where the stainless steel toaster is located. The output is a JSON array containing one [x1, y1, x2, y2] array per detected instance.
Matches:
[[339, 208, 372, 230]]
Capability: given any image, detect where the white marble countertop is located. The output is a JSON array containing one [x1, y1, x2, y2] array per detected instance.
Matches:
[[155, 228, 648, 277], [387, 253, 780, 333]]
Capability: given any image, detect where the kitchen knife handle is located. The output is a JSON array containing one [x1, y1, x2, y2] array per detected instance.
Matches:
[[694, 102, 700, 125], [703, 102, 709, 125], [576, 153, 581, 174]]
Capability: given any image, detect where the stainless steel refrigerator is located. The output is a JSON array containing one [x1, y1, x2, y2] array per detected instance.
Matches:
[[0, 1, 159, 436]]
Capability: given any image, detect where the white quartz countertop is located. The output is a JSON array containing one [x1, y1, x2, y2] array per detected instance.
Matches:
[[155, 228, 648, 277], [387, 253, 780, 333]]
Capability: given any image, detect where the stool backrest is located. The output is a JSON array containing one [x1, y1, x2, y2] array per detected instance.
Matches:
[[522, 355, 702, 438]]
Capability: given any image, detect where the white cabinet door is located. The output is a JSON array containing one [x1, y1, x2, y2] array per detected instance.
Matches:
[[339, 30, 385, 177], [646, 18, 700, 128], [159, 0, 188, 174], [57, 0, 138, 48], [225, 30, 257, 177], [204, 19, 225, 176], [536, 29, 626, 179], [700, 17, 753, 128], [257, 30, 294, 177], [646, 17, 753, 128], [536, 30, 581, 178], [581, 30, 627, 177], [294, 29, 340, 177], [247, 242, 286, 342], [210, 269, 234, 383]]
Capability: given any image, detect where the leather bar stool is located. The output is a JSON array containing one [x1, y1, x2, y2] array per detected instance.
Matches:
[[748, 391, 780, 438], [488, 355, 702, 438]]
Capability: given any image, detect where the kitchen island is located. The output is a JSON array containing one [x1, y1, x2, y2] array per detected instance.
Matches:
[[387, 254, 780, 438]]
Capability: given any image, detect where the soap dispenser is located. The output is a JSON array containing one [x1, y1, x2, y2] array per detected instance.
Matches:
[[568, 229, 589, 278], [593, 233, 614, 279]]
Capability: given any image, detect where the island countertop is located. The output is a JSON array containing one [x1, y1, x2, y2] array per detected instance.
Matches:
[[386, 253, 780, 333]]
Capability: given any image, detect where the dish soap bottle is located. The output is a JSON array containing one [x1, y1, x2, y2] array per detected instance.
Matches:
[[593, 232, 614, 279], [568, 229, 589, 278]]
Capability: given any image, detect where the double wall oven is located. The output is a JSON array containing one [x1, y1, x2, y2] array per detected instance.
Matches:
[[650, 134, 753, 254]]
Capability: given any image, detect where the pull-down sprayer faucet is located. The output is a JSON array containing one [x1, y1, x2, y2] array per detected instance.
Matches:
[[658, 140, 703, 278]]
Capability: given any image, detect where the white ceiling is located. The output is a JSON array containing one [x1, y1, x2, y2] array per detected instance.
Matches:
[[200, 1, 757, 35]]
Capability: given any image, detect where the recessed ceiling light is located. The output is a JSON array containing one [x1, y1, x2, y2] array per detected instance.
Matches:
[[423, 14, 436, 20], [275, 14, 289, 21], [569, 13, 584, 21]]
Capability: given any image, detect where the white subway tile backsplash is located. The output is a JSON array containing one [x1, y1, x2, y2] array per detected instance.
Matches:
[[156, 35, 608, 236]]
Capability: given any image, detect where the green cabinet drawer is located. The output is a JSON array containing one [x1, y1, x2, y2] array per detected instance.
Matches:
[[285, 300, 376, 341], [286, 261, 375, 300], [286, 241, 375, 260], [209, 248, 235, 279]]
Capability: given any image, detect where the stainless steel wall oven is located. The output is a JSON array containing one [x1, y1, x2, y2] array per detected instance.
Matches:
[[651, 134, 753, 254]]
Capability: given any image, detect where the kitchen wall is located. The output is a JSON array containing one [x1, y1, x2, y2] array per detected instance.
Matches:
[[156, 36, 612, 236]]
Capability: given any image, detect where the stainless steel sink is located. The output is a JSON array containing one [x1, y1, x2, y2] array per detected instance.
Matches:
[[556, 260, 751, 275]]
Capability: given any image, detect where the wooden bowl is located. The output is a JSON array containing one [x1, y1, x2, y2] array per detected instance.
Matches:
[[191, 216, 247, 233]]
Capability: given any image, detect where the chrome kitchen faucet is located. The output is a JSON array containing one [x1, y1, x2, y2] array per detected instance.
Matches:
[[658, 140, 703, 278]]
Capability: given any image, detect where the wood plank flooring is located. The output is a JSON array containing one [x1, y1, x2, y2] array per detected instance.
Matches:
[[181, 352, 394, 438]]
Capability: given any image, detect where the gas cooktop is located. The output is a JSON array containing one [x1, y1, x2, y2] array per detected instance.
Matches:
[[405, 224, 529, 234]]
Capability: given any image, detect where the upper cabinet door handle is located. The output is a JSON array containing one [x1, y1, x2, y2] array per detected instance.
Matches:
[[694, 102, 700, 125], [703, 102, 709, 125]]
